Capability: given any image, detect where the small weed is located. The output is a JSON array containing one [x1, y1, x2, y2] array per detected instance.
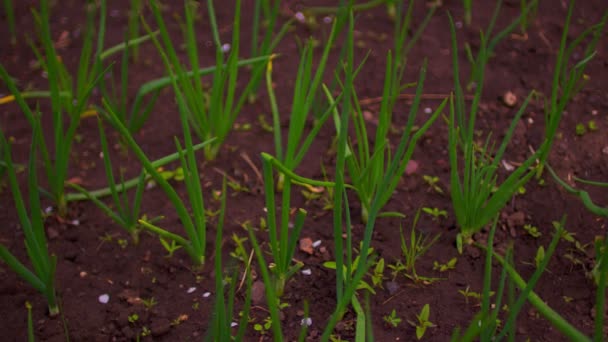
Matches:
[[370, 258, 385, 289], [588, 120, 598, 131], [407, 304, 436, 340], [128, 313, 139, 324], [433, 257, 457, 272], [117, 238, 128, 249], [141, 297, 157, 310], [383, 309, 402, 328], [423, 175, 444, 194], [422, 207, 447, 221], [253, 316, 272, 336], [159, 237, 182, 258], [576, 123, 586, 136], [523, 224, 542, 238], [458, 286, 494, 305]]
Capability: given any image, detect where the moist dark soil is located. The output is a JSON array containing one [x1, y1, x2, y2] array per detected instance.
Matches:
[[1, 1, 607, 341]]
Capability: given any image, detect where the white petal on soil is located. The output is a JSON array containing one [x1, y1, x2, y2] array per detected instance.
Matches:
[[301, 317, 312, 326], [295, 12, 306, 23], [502, 160, 515, 172], [323, 16, 332, 24], [45, 206, 53, 214], [301, 268, 312, 276], [312, 240, 322, 248], [98, 294, 110, 304], [221, 43, 231, 53], [231, 322, 238, 328], [424, 107, 432, 114], [187, 287, 197, 294], [203, 292, 211, 298]]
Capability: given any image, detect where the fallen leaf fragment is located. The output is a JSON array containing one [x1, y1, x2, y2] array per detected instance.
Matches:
[[299, 237, 314, 255]]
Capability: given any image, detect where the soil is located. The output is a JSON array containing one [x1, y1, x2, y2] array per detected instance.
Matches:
[[1, 0, 607, 341]]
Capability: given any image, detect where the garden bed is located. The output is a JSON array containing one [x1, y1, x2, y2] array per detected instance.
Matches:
[[0, 0, 607, 341]]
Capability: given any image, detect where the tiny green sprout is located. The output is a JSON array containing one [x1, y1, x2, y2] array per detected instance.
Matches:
[[523, 224, 542, 238], [329, 335, 348, 342], [371, 258, 385, 288], [141, 297, 158, 310], [159, 237, 182, 258], [433, 257, 458, 272], [383, 309, 402, 328], [563, 296, 574, 303], [537, 178, 546, 186], [517, 185, 526, 195], [534, 246, 546, 269], [588, 120, 598, 131], [423, 175, 444, 194], [229, 234, 249, 262], [227, 179, 249, 193], [158, 166, 184, 182], [258, 114, 274, 132], [407, 304, 436, 340], [575, 123, 587, 136], [388, 261, 407, 281], [117, 238, 128, 249], [458, 286, 494, 305], [128, 313, 139, 324], [422, 207, 447, 221], [140, 326, 151, 337], [253, 316, 272, 335], [233, 122, 252, 131], [192, 302, 199, 310], [205, 208, 221, 217]]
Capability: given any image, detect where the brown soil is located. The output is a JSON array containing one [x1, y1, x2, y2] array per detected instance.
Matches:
[[1, 1, 607, 341]]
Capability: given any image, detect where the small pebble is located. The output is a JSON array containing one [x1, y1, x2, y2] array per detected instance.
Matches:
[[202, 292, 211, 298], [424, 107, 432, 114], [98, 294, 110, 304], [187, 287, 196, 294], [323, 16, 332, 24], [301, 268, 312, 276], [312, 240, 322, 248], [221, 43, 231, 53]]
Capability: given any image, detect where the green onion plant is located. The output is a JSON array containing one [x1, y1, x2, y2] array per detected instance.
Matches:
[[68, 118, 157, 244], [537, 3, 607, 176], [447, 2, 544, 252], [0, 129, 59, 316], [0, 0, 153, 216], [101, 91, 214, 266], [265, 10, 346, 191], [330, 2, 440, 223], [204, 179, 253, 341], [454, 215, 606, 342], [146, 0, 268, 161], [248, 155, 307, 297], [248, 0, 293, 103]]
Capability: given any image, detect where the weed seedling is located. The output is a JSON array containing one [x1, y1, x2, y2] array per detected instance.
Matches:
[[433, 257, 458, 272], [408, 304, 436, 340], [254, 316, 273, 336], [398, 210, 441, 281], [422, 207, 447, 221], [459, 286, 494, 305], [128, 313, 139, 324], [576, 123, 587, 136], [423, 175, 444, 194], [523, 224, 542, 238], [158, 237, 182, 258], [383, 309, 402, 328], [141, 297, 158, 310]]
